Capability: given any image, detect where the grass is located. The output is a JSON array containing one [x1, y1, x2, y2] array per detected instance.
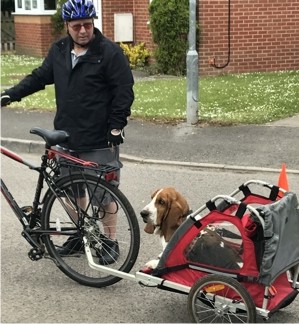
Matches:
[[1, 53, 299, 124]]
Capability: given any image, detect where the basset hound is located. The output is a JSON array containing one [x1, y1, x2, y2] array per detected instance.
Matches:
[[140, 187, 190, 269]]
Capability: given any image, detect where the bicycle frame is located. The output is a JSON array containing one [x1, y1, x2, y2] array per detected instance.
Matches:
[[0, 127, 142, 289], [1, 143, 118, 259], [1, 146, 46, 228]]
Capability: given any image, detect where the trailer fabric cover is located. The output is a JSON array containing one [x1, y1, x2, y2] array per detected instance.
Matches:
[[258, 192, 299, 285], [156, 211, 261, 284]]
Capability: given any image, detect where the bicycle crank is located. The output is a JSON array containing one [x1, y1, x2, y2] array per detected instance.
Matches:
[[22, 230, 45, 261], [28, 247, 44, 261]]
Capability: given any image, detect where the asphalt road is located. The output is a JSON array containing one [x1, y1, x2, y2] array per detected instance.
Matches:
[[1, 154, 299, 323]]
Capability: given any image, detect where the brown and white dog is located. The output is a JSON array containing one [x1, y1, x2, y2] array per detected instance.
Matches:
[[140, 187, 190, 269]]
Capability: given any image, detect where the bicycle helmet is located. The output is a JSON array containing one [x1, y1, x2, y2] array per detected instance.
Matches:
[[62, 0, 97, 21]]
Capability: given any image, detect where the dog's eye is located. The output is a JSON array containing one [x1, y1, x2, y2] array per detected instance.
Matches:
[[158, 199, 165, 205]]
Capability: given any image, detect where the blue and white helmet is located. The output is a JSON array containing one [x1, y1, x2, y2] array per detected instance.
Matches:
[[62, 0, 97, 21]]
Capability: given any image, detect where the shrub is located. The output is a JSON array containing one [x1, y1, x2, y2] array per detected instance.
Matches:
[[149, 0, 189, 75], [120, 42, 151, 69], [51, 0, 65, 38]]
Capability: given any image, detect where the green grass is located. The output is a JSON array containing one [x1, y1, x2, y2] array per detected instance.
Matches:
[[1, 54, 299, 124]]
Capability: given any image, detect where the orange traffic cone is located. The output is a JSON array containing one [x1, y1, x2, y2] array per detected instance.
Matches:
[[278, 163, 289, 197]]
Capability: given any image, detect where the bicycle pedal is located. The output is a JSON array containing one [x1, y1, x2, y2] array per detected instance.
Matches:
[[28, 248, 44, 261]]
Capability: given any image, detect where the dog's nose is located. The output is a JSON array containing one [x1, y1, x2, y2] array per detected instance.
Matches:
[[140, 210, 149, 222]]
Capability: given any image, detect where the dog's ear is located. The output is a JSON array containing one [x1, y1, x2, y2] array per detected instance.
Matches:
[[173, 199, 190, 226], [162, 191, 190, 242], [151, 188, 161, 199], [174, 190, 190, 221]]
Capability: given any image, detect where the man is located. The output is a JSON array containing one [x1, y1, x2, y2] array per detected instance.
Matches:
[[1, 0, 134, 264]]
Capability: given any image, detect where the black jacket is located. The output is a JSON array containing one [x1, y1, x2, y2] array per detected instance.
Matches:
[[6, 28, 134, 150]]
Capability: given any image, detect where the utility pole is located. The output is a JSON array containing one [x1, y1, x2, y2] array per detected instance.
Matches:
[[186, 0, 199, 124]]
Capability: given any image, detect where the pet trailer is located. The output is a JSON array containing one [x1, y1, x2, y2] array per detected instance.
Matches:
[[83, 179, 299, 323]]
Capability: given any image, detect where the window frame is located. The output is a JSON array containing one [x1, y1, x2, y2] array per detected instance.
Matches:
[[14, 0, 56, 15]]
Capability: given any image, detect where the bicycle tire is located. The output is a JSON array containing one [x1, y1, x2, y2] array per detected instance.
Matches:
[[41, 172, 140, 287], [187, 274, 256, 323]]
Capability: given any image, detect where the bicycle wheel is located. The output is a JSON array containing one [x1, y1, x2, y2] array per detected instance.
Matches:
[[187, 274, 256, 323], [41, 172, 140, 287]]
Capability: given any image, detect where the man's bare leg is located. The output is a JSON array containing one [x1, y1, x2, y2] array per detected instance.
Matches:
[[98, 201, 119, 264], [100, 201, 117, 240], [57, 196, 87, 255], [64, 197, 117, 240], [64, 196, 88, 223]]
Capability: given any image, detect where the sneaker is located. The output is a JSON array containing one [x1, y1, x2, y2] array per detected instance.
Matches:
[[57, 235, 84, 256], [98, 236, 119, 265]]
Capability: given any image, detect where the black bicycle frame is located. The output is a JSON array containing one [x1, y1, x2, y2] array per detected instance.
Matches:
[[1, 144, 119, 253], [1, 145, 85, 251], [1, 146, 44, 225]]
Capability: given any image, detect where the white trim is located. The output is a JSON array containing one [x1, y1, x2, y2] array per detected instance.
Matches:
[[93, 0, 102, 31], [14, 0, 56, 15], [13, 11, 56, 15]]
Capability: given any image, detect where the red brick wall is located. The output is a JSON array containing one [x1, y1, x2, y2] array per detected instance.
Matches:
[[101, 0, 133, 40], [101, 0, 154, 48], [14, 15, 56, 57], [129, 0, 299, 75], [132, 0, 153, 50], [13, 0, 299, 75], [198, 0, 299, 75]]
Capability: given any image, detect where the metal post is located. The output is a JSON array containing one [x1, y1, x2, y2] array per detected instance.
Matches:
[[186, 0, 199, 124]]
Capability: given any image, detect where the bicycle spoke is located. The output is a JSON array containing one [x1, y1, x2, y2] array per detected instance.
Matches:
[[42, 173, 139, 287]]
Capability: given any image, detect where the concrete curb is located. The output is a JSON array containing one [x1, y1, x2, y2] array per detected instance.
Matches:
[[2, 137, 299, 175], [120, 154, 299, 174]]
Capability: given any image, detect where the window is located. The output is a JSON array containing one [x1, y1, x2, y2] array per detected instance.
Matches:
[[44, 0, 56, 10], [184, 221, 244, 270], [25, 0, 31, 9], [14, 0, 57, 14]]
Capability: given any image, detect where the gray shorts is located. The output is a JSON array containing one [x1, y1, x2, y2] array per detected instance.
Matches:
[[56, 146, 122, 205]]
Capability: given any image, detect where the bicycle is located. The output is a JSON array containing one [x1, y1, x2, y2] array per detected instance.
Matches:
[[1, 126, 140, 288]]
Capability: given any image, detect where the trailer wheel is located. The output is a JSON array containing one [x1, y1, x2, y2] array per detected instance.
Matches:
[[187, 274, 256, 323]]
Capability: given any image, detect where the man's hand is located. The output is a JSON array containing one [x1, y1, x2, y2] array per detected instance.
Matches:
[[107, 129, 125, 147], [1, 93, 11, 107]]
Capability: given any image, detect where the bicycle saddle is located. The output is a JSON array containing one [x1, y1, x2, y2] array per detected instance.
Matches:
[[30, 127, 70, 147]]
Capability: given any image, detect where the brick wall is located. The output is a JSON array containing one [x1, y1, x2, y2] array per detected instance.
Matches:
[[130, 0, 299, 75], [14, 15, 56, 57], [13, 0, 299, 74], [132, 1, 153, 49], [101, 0, 154, 48], [198, 0, 299, 75], [101, 0, 133, 40]]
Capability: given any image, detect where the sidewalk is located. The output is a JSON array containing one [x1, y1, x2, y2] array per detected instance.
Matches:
[[1, 107, 299, 173]]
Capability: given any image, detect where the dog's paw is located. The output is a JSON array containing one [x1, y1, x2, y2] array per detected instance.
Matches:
[[145, 259, 159, 269]]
